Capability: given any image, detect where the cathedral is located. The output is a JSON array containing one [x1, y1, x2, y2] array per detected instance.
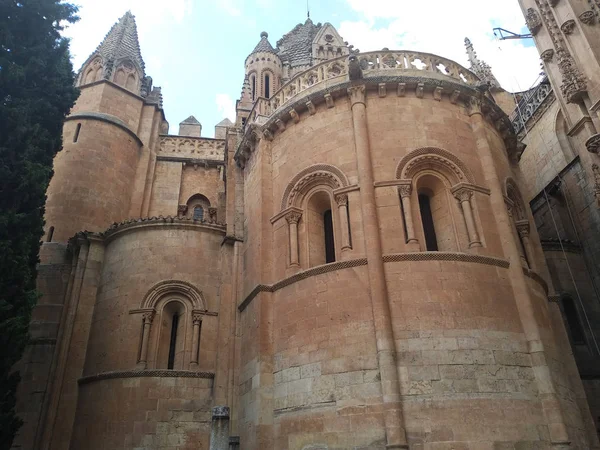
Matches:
[[11, 0, 600, 448]]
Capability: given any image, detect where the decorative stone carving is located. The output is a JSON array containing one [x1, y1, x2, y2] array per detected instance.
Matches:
[[192, 312, 203, 325], [285, 211, 302, 224], [526, 8, 543, 35], [378, 83, 387, 98], [208, 207, 218, 223], [334, 193, 348, 206], [515, 220, 531, 237], [585, 133, 600, 153], [398, 184, 412, 198], [453, 188, 473, 202], [540, 49, 554, 62], [433, 87, 443, 101], [348, 55, 363, 80], [580, 10, 596, 25], [450, 90, 460, 104], [549, 0, 559, 5], [416, 83, 424, 99], [561, 20, 576, 35], [275, 119, 286, 131], [324, 93, 334, 108], [347, 85, 366, 105], [263, 129, 273, 141], [142, 311, 155, 324], [397, 83, 406, 97], [290, 109, 300, 123], [306, 101, 316, 115], [178, 204, 188, 216]]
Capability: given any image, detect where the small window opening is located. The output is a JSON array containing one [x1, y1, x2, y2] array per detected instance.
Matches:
[[46, 226, 55, 243], [73, 123, 81, 143], [251, 75, 256, 101], [562, 296, 586, 345], [265, 74, 271, 99], [193, 206, 204, 221], [324, 209, 335, 263], [419, 194, 439, 251], [167, 313, 179, 370]]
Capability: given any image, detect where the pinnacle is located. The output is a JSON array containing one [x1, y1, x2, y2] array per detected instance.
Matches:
[[249, 31, 277, 56], [83, 11, 145, 74]]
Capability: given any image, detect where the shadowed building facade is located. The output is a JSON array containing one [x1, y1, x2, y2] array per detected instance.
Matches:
[[11, 5, 600, 450]]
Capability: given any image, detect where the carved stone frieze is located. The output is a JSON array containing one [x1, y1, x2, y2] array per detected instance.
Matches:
[[561, 19, 576, 34], [585, 133, 600, 153], [540, 49, 554, 62], [579, 10, 596, 25], [526, 8, 543, 35]]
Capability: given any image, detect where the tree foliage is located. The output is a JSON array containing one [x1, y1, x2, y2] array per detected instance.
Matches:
[[0, 0, 79, 447]]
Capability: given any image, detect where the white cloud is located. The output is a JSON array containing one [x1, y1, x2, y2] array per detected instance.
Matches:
[[63, 0, 192, 69], [216, 94, 236, 122], [219, 0, 243, 16], [339, 0, 542, 93]]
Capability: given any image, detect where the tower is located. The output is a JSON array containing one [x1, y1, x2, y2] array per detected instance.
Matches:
[[245, 32, 282, 102], [43, 11, 164, 242]]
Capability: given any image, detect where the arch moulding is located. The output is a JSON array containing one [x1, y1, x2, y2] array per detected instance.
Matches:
[[140, 280, 206, 311], [281, 164, 350, 210], [396, 147, 476, 185]]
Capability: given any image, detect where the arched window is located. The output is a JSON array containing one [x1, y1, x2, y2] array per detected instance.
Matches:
[[251, 75, 256, 101], [562, 296, 586, 345], [126, 73, 137, 91], [306, 191, 337, 266], [265, 74, 271, 99], [193, 206, 204, 221], [415, 175, 460, 252], [186, 194, 211, 221], [324, 209, 335, 263], [157, 301, 186, 370], [419, 194, 438, 251]]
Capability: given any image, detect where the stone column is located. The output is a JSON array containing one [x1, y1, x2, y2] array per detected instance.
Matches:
[[191, 311, 202, 365], [469, 96, 571, 448], [453, 187, 482, 248], [398, 183, 419, 246], [285, 210, 302, 267], [138, 310, 155, 368], [335, 193, 352, 250], [348, 85, 408, 449], [209, 406, 230, 450], [516, 220, 536, 272]]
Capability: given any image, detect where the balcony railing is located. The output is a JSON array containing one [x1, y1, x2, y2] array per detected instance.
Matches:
[[261, 50, 480, 116], [509, 80, 553, 135]]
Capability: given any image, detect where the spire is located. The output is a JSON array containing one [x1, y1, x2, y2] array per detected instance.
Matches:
[[84, 11, 145, 76], [249, 31, 277, 56], [464, 37, 500, 89]]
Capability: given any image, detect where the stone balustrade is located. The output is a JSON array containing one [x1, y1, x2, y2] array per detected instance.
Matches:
[[267, 50, 481, 114], [509, 80, 554, 135]]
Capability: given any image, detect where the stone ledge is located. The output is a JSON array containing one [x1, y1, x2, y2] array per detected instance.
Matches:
[[65, 112, 143, 147], [522, 267, 549, 295], [78, 369, 215, 385], [239, 252, 511, 312]]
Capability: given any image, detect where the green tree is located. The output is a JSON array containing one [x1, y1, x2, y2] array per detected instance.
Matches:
[[0, 1, 79, 447]]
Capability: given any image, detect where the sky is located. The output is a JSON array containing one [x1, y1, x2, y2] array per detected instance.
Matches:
[[61, 0, 542, 138]]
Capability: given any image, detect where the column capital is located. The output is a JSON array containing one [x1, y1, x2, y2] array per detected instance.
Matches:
[[285, 210, 302, 225], [347, 85, 366, 106], [142, 310, 155, 324], [335, 193, 348, 206], [452, 187, 473, 202], [398, 184, 412, 198], [515, 219, 530, 237], [192, 312, 203, 325]]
